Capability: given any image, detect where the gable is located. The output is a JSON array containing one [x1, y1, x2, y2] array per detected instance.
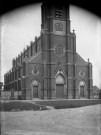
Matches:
[[76, 53, 88, 66]]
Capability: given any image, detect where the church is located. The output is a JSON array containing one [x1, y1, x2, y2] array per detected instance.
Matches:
[[4, 2, 93, 100]]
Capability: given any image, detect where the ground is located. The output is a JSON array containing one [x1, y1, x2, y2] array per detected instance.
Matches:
[[1, 104, 101, 135]]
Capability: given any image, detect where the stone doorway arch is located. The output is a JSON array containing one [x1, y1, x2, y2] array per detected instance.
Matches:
[[79, 81, 86, 98], [31, 80, 39, 99], [55, 74, 66, 98]]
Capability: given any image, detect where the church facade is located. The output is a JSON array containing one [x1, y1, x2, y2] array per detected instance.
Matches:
[[4, 3, 93, 99]]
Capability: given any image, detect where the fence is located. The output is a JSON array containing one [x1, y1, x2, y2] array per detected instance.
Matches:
[[0, 91, 22, 100]]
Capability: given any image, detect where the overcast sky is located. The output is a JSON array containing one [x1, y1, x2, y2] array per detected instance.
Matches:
[[1, 3, 101, 88]]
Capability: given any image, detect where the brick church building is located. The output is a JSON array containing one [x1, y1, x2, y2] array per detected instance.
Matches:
[[4, 2, 93, 99]]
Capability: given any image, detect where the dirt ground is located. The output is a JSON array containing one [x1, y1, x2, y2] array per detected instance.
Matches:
[[1, 104, 101, 135]]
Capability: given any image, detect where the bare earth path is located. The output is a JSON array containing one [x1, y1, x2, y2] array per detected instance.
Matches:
[[1, 104, 101, 135]]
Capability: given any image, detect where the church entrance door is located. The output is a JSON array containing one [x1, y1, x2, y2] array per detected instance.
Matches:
[[79, 81, 85, 98], [56, 84, 64, 98], [31, 80, 39, 99], [33, 86, 38, 98], [56, 74, 65, 98], [80, 86, 84, 97]]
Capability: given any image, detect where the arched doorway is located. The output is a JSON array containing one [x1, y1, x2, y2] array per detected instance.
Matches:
[[56, 74, 65, 98], [31, 80, 39, 98], [79, 81, 85, 98]]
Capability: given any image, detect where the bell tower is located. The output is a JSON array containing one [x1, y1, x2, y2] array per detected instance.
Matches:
[[41, 2, 76, 99], [41, 2, 70, 34]]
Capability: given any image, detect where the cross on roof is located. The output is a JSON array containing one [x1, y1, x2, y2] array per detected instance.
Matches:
[[73, 29, 75, 33], [88, 58, 90, 62]]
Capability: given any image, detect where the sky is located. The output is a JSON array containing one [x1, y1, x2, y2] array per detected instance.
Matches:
[[0, 3, 101, 88]]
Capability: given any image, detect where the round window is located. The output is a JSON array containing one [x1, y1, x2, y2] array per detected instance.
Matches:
[[79, 71, 85, 77]]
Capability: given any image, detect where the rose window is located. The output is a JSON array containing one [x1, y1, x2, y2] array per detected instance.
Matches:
[[55, 44, 65, 57]]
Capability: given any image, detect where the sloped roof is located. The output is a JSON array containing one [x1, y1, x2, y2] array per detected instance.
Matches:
[[76, 53, 88, 66]]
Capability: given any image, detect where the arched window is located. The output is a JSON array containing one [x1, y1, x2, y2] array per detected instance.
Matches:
[[79, 81, 85, 86], [32, 80, 39, 86], [56, 74, 65, 84]]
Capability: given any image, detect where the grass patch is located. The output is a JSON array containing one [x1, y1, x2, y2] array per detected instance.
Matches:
[[0, 101, 48, 111], [35, 99, 101, 109], [0, 99, 100, 111]]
